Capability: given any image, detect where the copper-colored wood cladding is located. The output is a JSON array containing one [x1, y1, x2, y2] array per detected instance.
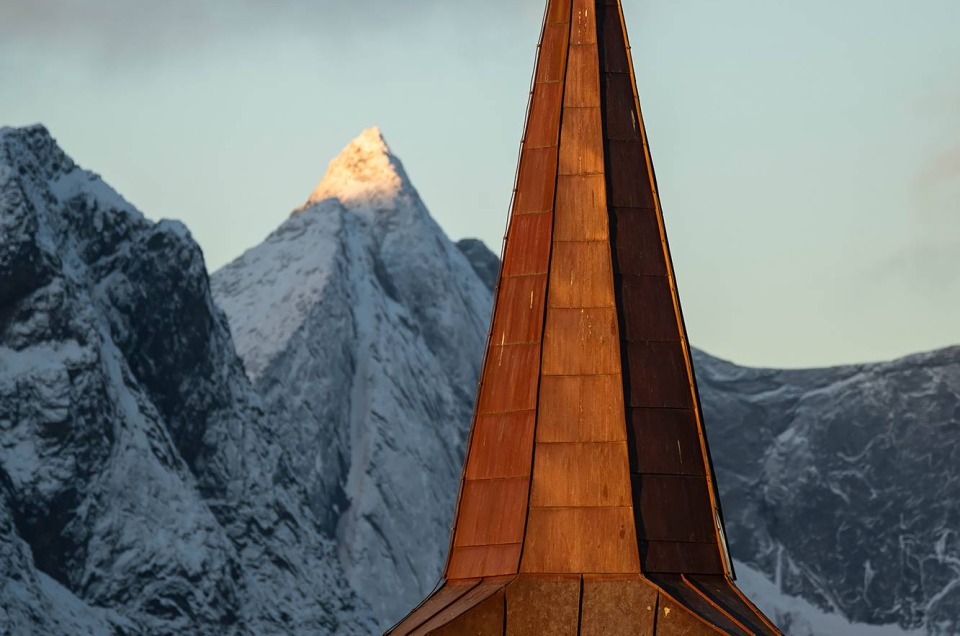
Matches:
[[447, 544, 521, 580], [641, 541, 725, 575], [580, 576, 658, 636], [506, 576, 581, 636], [464, 412, 536, 480], [542, 307, 621, 375], [537, 374, 625, 442], [633, 474, 716, 543], [612, 207, 667, 276], [387, 0, 780, 632], [554, 174, 609, 240], [475, 343, 540, 413], [388, 574, 777, 635], [529, 442, 631, 507], [522, 507, 639, 573], [391, 580, 480, 636], [655, 600, 724, 636], [413, 581, 509, 636], [425, 590, 504, 636], [426, 591, 503, 636], [500, 213, 552, 274], [628, 408, 706, 476]]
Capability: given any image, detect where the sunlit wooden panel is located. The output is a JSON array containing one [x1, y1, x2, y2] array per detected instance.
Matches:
[[610, 207, 666, 276], [525, 82, 565, 149], [389, 580, 481, 636], [454, 478, 530, 547], [548, 241, 616, 308], [514, 147, 561, 214], [537, 374, 626, 442], [619, 275, 680, 342], [490, 274, 548, 345], [554, 174, 608, 241], [564, 44, 601, 108], [448, 544, 522, 580], [522, 507, 640, 573], [627, 408, 705, 476], [536, 22, 572, 85], [624, 340, 693, 409], [558, 107, 604, 176], [542, 307, 621, 376], [580, 575, 657, 636], [640, 541, 724, 575], [570, 0, 598, 45], [477, 344, 541, 413], [505, 576, 581, 636], [465, 411, 536, 481], [530, 442, 631, 507], [633, 474, 715, 544], [502, 213, 553, 275], [416, 581, 508, 636], [545, 0, 572, 25]]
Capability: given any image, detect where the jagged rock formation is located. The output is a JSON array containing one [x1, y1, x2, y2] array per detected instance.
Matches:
[[211, 127, 493, 626], [698, 349, 960, 635], [0, 125, 372, 635], [454, 239, 499, 293]]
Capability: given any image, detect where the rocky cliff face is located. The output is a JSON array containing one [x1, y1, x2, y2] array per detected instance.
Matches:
[[211, 127, 493, 626], [698, 349, 960, 635], [0, 125, 371, 635]]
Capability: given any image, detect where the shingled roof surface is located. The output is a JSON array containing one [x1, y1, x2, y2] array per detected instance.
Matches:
[[387, 0, 782, 633]]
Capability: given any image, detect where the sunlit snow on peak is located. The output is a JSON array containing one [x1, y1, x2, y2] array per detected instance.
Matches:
[[303, 126, 409, 211]]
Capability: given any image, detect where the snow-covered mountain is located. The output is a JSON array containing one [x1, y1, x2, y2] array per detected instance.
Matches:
[[698, 348, 960, 635], [0, 125, 372, 635], [2, 123, 958, 635], [211, 127, 492, 626]]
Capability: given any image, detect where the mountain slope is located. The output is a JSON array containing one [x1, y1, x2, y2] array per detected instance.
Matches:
[[211, 127, 493, 626], [0, 125, 372, 635], [698, 347, 960, 635]]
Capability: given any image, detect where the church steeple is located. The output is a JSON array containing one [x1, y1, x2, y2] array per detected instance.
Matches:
[[387, 0, 781, 633]]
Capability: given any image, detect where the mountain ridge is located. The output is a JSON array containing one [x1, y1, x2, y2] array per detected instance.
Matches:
[[212, 128, 493, 624], [0, 124, 372, 635]]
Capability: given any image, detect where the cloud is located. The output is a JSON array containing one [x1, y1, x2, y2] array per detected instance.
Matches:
[[917, 143, 960, 192], [0, 0, 537, 62]]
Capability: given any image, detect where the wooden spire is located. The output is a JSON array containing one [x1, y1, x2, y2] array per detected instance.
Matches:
[[387, 0, 781, 633]]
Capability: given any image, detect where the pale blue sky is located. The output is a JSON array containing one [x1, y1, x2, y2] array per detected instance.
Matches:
[[2, 0, 958, 368]]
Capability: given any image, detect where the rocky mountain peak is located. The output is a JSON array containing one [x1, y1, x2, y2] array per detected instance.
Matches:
[[0, 125, 75, 181], [303, 126, 411, 211], [0, 125, 373, 635]]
